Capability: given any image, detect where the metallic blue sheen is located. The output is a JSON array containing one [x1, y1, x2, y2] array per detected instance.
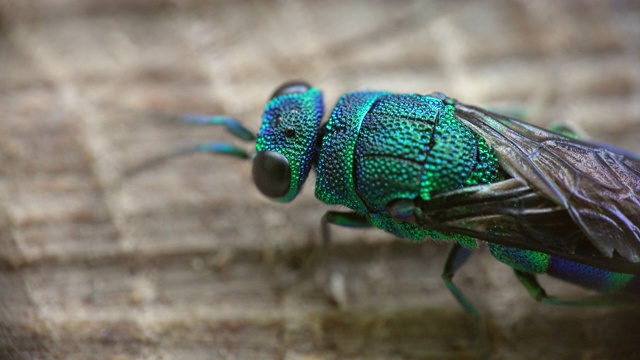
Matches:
[[548, 256, 634, 293]]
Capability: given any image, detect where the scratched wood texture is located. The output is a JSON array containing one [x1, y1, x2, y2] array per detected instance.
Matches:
[[1, 1, 640, 359]]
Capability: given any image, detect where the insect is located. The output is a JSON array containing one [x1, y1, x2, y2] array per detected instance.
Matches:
[[143, 81, 640, 315]]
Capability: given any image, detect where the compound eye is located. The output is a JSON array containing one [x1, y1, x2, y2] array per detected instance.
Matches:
[[270, 81, 311, 99], [252, 151, 291, 198]]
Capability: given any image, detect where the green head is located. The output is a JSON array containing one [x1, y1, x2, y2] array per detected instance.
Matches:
[[127, 81, 324, 203], [253, 81, 324, 202]]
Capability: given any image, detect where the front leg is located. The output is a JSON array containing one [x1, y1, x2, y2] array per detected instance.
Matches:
[[321, 211, 373, 247], [314, 211, 372, 308], [301, 211, 371, 272]]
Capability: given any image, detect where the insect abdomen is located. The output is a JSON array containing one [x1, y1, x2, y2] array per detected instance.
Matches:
[[489, 244, 640, 294]]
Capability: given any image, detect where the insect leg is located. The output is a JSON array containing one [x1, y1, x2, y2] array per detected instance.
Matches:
[[442, 245, 492, 349], [321, 211, 372, 247], [513, 270, 625, 307], [299, 212, 372, 308], [299, 211, 371, 275], [442, 243, 479, 316]]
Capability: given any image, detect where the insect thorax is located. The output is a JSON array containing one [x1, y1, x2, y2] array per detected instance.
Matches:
[[315, 91, 501, 240]]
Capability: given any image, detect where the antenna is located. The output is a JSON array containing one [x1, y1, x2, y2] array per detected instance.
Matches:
[[121, 111, 255, 181]]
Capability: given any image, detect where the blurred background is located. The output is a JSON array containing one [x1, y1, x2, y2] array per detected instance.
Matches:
[[1, 0, 639, 359]]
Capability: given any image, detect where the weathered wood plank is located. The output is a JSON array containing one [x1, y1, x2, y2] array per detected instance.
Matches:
[[1, 1, 639, 359]]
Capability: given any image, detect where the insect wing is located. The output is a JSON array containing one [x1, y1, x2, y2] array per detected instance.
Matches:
[[451, 103, 640, 265], [420, 178, 640, 274]]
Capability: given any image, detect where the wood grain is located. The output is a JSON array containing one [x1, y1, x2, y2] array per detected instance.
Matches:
[[1, 1, 639, 359]]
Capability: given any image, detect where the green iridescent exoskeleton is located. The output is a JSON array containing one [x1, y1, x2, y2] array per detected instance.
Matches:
[[314, 91, 501, 242], [151, 81, 640, 315], [254, 87, 323, 202]]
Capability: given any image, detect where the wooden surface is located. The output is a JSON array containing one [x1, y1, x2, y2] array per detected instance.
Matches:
[[1, 1, 640, 359]]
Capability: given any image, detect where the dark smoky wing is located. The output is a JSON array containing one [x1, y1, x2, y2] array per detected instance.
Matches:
[[417, 178, 640, 274], [451, 102, 640, 263]]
